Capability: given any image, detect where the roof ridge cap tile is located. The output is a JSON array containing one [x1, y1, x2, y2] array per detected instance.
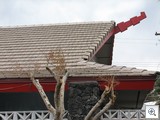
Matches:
[[0, 21, 114, 29], [101, 65, 156, 72]]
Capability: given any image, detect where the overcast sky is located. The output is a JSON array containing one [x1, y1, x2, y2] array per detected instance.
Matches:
[[0, 0, 160, 71]]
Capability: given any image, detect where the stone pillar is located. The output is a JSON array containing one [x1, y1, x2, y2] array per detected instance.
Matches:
[[68, 81, 100, 120]]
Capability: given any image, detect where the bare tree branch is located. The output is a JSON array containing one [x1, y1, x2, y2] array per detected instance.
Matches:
[[60, 71, 69, 115], [54, 80, 61, 109], [85, 76, 116, 120], [84, 87, 111, 120], [30, 72, 56, 115], [46, 66, 61, 115], [93, 82, 116, 120], [27, 49, 68, 120], [46, 50, 68, 120], [46, 66, 56, 77], [93, 98, 113, 120]]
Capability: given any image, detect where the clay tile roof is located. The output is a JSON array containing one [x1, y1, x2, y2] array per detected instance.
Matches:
[[0, 21, 157, 78], [66, 61, 156, 77]]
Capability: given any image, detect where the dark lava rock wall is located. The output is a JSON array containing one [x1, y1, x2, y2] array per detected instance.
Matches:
[[68, 81, 100, 120]]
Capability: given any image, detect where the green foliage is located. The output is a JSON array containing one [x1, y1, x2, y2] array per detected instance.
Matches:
[[154, 75, 160, 94]]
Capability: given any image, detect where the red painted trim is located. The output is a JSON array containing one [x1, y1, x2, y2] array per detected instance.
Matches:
[[0, 80, 154, 92], [0, 76, 156, 83], [99, 80, 154, 90], [90, 12, 147, 61], [0, 75, 156, 92], [90, 29, 115, 60], [114, 12, 147, 34], [0, 82, 69, 93]]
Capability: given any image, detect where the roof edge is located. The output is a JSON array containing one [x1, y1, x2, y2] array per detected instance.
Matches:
[[89, 22, 115, 61], [0, 21, 115, 28]]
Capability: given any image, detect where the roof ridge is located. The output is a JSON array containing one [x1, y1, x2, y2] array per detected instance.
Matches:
[[0, 21, 114, 28], [83, 61, 155, 72]]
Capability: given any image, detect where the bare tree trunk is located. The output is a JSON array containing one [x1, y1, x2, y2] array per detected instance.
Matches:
[[46, 66, 69, 120], [54, 72, 69, 120], [84, 88, 111, 120], [30, 73, 56, 116], [30, 50, 68, 120], [93, 99, 113, 120], [31, 49, 117, 120], [85, 77, 116, 120], [46, 66, 60, 113], [93, 85, 116, 120], [54, 81, 62, 120], [59, 72, 69, 116]]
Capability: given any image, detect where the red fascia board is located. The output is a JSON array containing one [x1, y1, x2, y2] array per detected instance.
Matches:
[[0, 76, 155, 92], [99, 75, 155, 90], [0, 80, 154, 92], [0, 83, 60, 93], [99, 80, 154, 90], [89, 29, 115, 60]]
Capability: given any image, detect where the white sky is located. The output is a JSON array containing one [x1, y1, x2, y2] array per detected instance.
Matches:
[[0, 0, 160, 71]]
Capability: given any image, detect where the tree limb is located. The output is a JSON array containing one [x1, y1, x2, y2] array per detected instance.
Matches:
[[60, 71, 69, 115], [54, 71, 69, 120], [30, 72, 56, 115], [85, 77, 116, 120], [93, 83, 116, 120], [46, 66, 60, 112], [84, 87, 111, 120], [93, 98, 113, 120], [46, 66, 58, 81], [54, 80, 61, 110]]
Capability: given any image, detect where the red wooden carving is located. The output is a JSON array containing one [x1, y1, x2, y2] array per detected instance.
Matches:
[[114, 12, 147, 34]]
